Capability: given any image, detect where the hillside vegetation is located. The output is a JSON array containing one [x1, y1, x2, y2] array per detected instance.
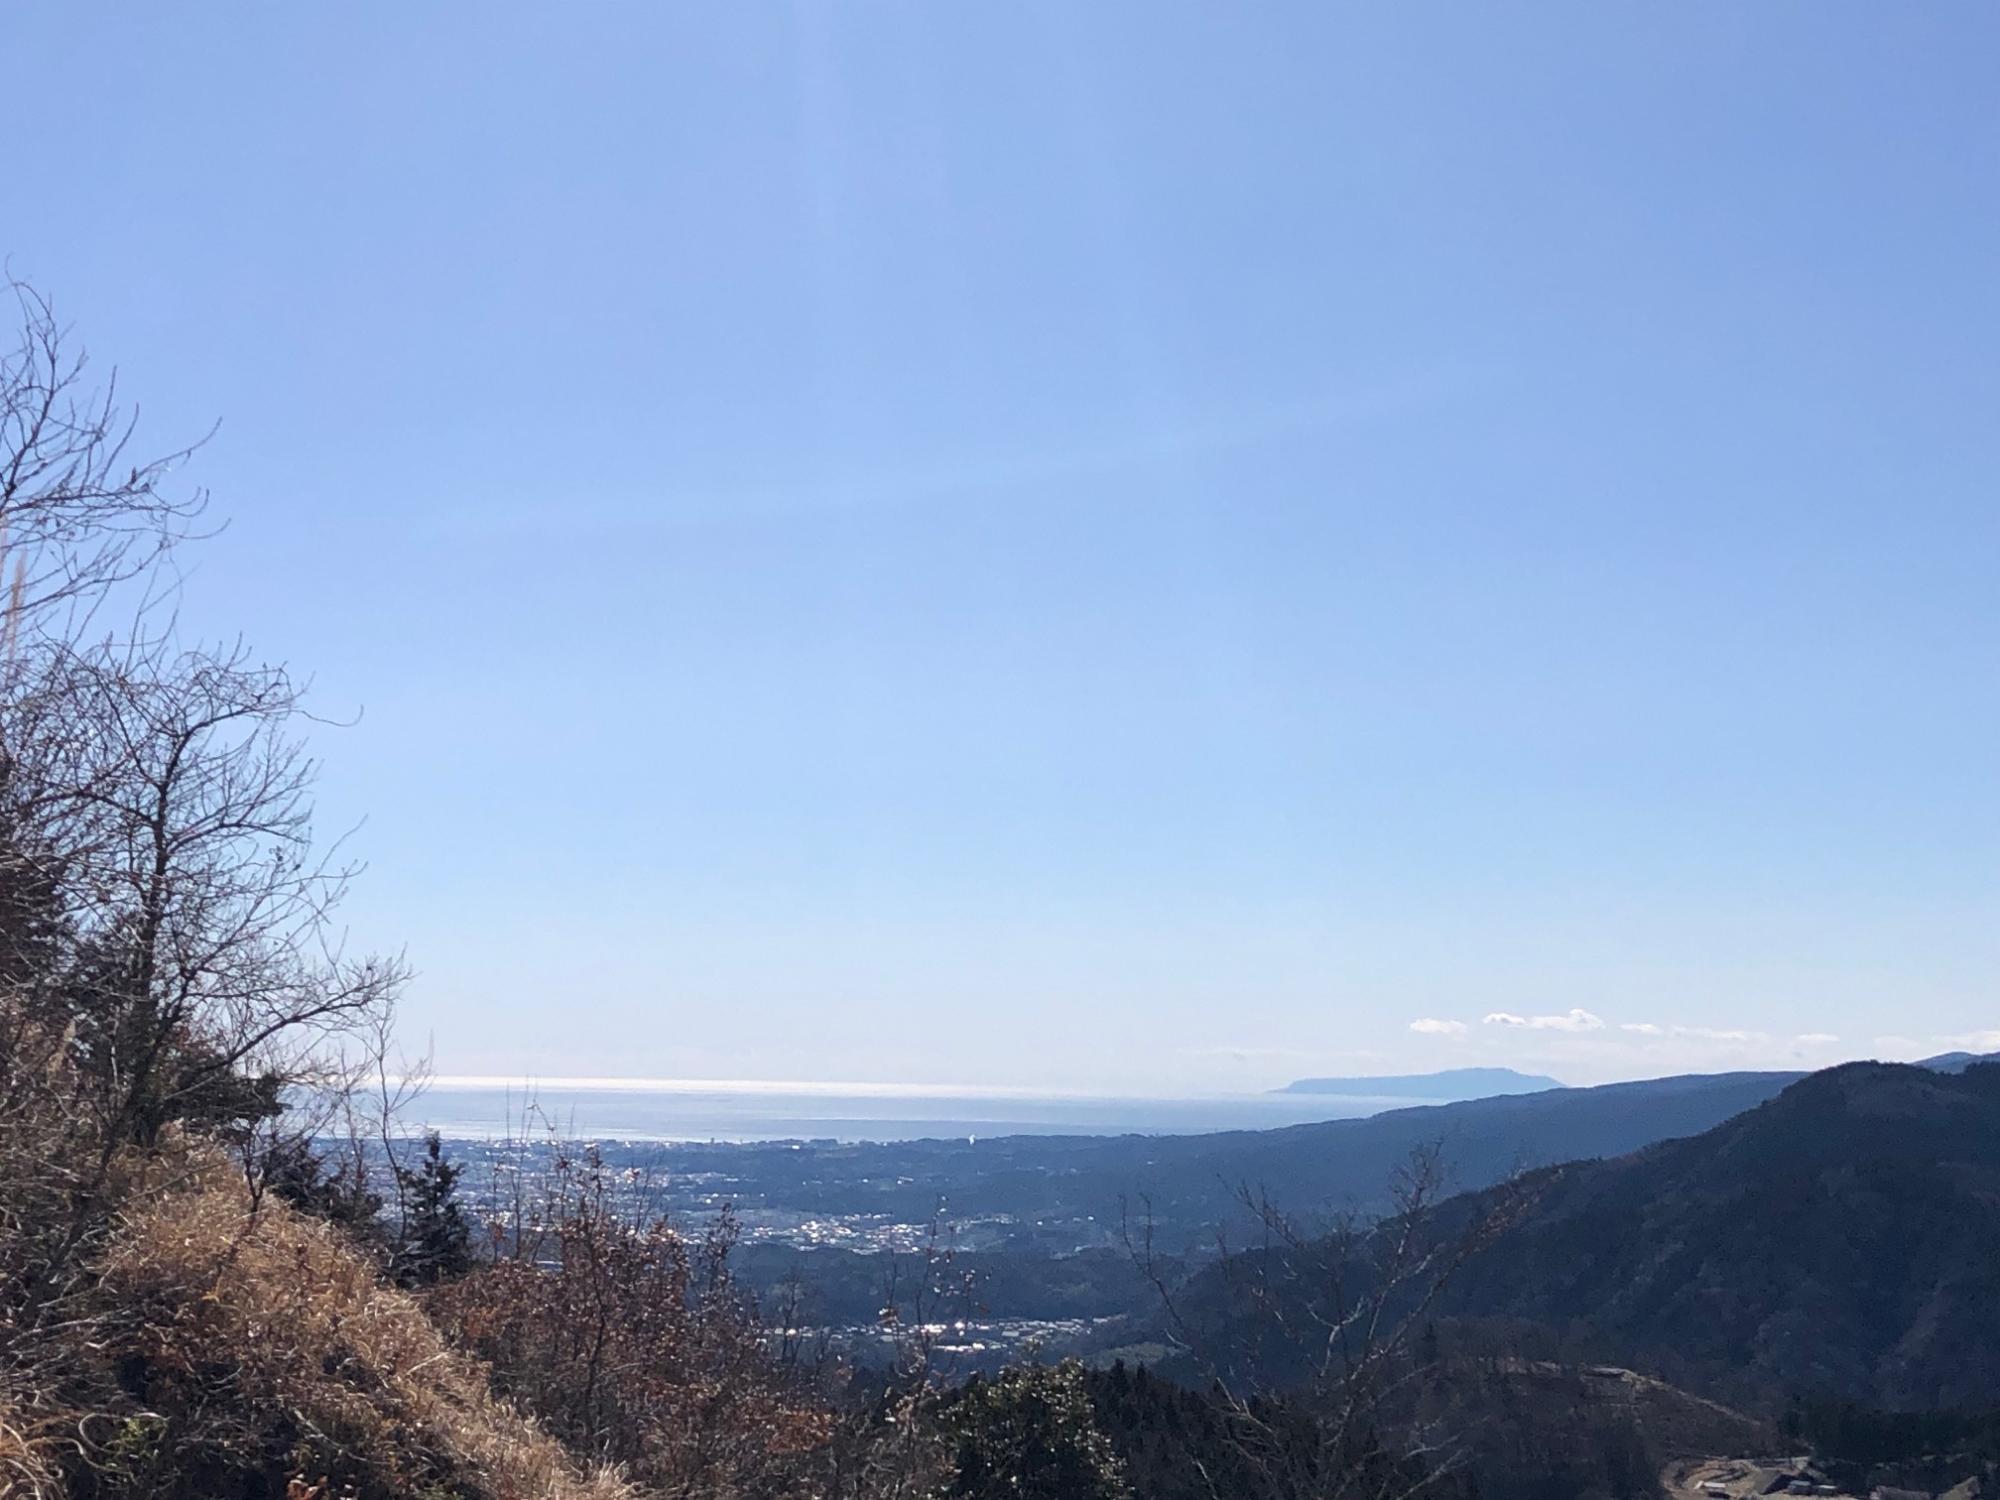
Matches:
[[92, 1148, 633, 1500]]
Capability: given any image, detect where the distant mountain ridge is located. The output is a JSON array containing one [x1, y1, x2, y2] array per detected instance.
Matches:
[[1274, 1067, 1562, 1100], [1113, 1067, 1805, 1234], [1913, 1048, 2000, 1072], [787, 1067, 1815, 1240]]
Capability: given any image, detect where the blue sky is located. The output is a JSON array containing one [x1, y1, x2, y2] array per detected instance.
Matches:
[[5, 4, 1998, 1090]]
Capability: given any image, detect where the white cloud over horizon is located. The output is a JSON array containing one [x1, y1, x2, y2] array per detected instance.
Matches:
[[1939, 1029, 2000, 1053], [1340, 1009, 1996, 1092], [1621, 1023, 1757, 1043], [1409, 1017, 1469, 1037], [1484, 1008, 1604, 1032]]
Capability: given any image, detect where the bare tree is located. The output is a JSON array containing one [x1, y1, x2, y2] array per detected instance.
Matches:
[[1126, 1145, 1538, 1500], [0, 277, 206, 637], [46, 637, 403, 1134], [0, 281, 406, 1363]]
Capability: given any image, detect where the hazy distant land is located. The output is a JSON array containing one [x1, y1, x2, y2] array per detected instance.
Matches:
[[409, 1067, 1575, 1144], [413, 1081, 1431, 1143], [1273, 1066, 1562, 1099]]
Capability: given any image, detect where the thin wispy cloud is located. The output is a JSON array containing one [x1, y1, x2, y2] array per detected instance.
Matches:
[[1623, 1023, 1765, 1044], [433, 369, 1480, 540], [1484, 1009, 1604, 1033]]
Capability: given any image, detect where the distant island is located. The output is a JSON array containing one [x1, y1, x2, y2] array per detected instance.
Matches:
[[1274, 1066, 1563, 1100]]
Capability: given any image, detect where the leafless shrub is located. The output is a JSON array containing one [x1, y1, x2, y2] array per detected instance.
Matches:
[[799, 1212, 975, 1500], [1127, 1144, 1540, 1500], [421, 1109, 961, 1500], [431, 1144, 831, 1499]]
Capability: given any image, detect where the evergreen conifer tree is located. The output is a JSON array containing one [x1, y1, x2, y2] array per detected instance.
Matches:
[[392, 1130, 474, 1286]]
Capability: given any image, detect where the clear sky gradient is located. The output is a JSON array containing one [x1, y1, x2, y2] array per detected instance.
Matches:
[[6, 4, 1998, 1090]]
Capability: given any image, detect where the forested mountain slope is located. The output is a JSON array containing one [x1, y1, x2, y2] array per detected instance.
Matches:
[[1433, 1062, 2000, 1407]]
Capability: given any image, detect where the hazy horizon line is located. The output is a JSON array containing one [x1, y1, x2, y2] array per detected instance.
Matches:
[[421, 1075, 1208, 1100]]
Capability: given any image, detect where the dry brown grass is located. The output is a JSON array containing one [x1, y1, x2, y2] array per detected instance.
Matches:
[[98, 1165, 633, 1500], [0, 1393, 62, 1500]]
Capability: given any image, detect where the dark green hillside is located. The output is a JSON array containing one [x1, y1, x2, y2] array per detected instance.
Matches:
[[1434, 1062, 2000, 1408]]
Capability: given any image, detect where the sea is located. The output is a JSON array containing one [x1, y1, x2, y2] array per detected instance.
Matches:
[[408, 1080, 1435, 1144]]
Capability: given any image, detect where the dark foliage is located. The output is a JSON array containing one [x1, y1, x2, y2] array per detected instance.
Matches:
[[259, 1133, 387, 1245], [391, 1131, 474, 1288], [1083, 1362, 1306, 1500], [1787, 1397, 2000, 1497], [933, 1361, 1131, 1500], [1082, 1358, 1679, 1500]]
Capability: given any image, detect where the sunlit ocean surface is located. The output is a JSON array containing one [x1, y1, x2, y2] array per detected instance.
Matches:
[[410, 1085, 1429, 1144]]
